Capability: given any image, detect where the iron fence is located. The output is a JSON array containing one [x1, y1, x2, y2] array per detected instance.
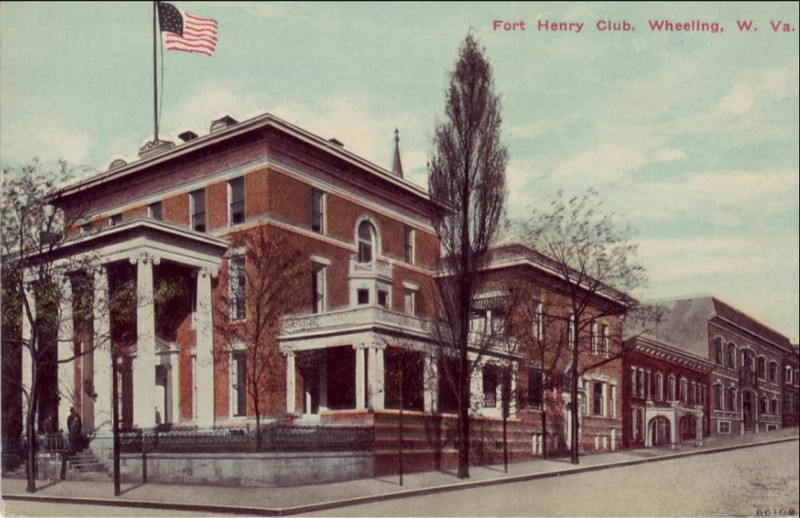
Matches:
[[118, 424, 374, 454]]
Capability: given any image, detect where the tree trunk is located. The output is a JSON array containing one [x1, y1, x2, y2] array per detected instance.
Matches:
[[457, 349, 471, 479], [570, 320, 581, 465], [25, 402, 36, 493]]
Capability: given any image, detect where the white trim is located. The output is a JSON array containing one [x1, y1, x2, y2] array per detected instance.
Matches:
[[311, 255, 332, 266], [402, 280, 419, 290]]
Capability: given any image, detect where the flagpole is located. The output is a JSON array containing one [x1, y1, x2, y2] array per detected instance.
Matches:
[[153, 0, 159, 142]]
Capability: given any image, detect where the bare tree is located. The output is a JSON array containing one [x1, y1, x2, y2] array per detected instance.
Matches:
[[516, 189, 644, 464], [1, 159, 111, 493], [429, 34, 508, 479], [214, 227, 308, 449]]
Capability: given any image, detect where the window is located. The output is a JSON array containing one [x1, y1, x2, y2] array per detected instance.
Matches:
[[311, 263, 326, 314], [80, 222, 92, 233], [229, 177, 244, 225], [759, 396, 768, 415], [743, 349, 754, 371], [602, 324, 610, 355], [231, 350, 247, 417], [590, 321, 599, 354], [714, 384, 723, 410], [489, 308, 506, 335], [404, 289, 416, 315], [769, 362, 778, 383], [727, 343, 736, 369], [311, 188, 324, 234], [758, 356, 766, 379], [786, 366, 793, 385], [669, 375, 676, 402], [656, 373, 664, 401], [528, 367, 543, 409], [357, 289, 369, 305], [630, 367, 637, 397], [148, 202, 163, 221], [532, 301, 544, 341], [190, 189, 206, 232], [357, 221, 375, 263], [483, 365, 499, 407], [229, 255, 246, 320], [727, 387, 737, 412], [403, 225, 414, 264], [610, 385, 616, 417], [638, 369, 645, 398], [593, 382, 604, 416], [377, 290, 389, 308], [718, 421, 731, 434], [108, 213, 122, 226], [691, 381, 697, 406], [645, 370, 651, 399], [714, 338, 724, 365], [680, 378, 688, 404], [770, 398, 778, 415]]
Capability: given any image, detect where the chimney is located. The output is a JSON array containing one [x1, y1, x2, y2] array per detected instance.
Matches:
[[178, 130, 199, 142], [210, 115, 239, 133]]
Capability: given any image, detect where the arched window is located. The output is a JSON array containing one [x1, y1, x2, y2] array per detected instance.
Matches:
[[769, 362, 779, 383], [757, 356, 767, 379], [727, 343, 736, 369], [770, 398, 778, 415], [656, 372, 664, 401], [727, 387, 737, 412], [669, 375, 676, 401], [759, 395, 768, 415], [714, 338, 724, 365], [713, 384, 723, 410], [680, 377, 688, 404], [357, 221, 376, 263]]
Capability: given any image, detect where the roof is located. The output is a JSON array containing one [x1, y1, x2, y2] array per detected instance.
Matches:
[[53, 112, 429, 204], [635, 296, 792, 358], [626, 333, 715, 373]]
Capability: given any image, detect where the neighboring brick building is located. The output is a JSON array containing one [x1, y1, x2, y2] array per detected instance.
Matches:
[[783, 344, 799, 428], [635, 297, 792, 436], [622, 334, 713, 450]]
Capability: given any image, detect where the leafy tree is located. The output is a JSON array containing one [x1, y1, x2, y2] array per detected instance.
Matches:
[[428, 34, 508, 479], [214, 227, 308, 449], [516, 189, 644, 464], [1, 159, 109, 493]]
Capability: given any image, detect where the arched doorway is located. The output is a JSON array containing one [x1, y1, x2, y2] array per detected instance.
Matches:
[[649, 416, 671, 446], [742, 391, 755, 432], [679, 415, 697, 443]]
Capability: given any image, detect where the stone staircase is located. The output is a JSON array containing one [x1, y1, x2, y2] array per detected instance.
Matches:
[[64, 449, 111, 481]]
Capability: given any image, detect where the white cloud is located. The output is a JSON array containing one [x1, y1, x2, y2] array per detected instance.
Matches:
[[655, 148, 687, 163], [1, 119, 93, 166], [553, 145, 648, 181]]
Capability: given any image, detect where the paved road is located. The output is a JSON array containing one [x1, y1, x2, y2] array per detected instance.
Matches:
[[305, 440, 800, 517]]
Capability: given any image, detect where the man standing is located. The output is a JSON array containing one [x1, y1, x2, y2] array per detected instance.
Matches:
[[67, 407, 82, 452]]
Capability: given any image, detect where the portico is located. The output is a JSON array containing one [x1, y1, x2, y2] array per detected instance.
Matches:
[[21, 218, 226, 433]]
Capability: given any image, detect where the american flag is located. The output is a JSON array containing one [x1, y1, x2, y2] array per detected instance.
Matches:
[[158, 2, 218, 57]]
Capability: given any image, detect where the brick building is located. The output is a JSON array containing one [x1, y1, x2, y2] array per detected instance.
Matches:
[[783, 345, 799, 428], [17, 112, 637, 475], [622, 334, 713, 450], [637, 297, 792, 436]]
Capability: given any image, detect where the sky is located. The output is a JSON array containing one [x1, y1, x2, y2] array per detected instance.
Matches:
[[1, 2, 798, 341]]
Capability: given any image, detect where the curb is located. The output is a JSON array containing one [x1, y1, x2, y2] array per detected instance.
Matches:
[[4, 436, 798, 516]]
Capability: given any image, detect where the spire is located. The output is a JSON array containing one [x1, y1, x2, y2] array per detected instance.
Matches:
[[391, 128, 404, 178]]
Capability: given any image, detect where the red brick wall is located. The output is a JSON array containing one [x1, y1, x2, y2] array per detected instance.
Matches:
[[163, 193, 189, 227]]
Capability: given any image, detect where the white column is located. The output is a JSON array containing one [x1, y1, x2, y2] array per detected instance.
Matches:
[[21, 273, 35, 432], [695, 416, 704, 447], [169, 356, 180, 424], [601, 382, 609, 417], [368, 344, 385, 411], [509, 365, 517, 415], [285, 351, 296, 413], [669, 413, 678, 449], [354, 344, 366, 410], [57, 275, 74, 428], [195, 269, 215, 427], [424, 353, 438, 413], [93, 266, 112, 431], [133, 256, 156, 428]]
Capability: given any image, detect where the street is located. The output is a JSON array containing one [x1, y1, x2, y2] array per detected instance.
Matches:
[[1, 500, 220, 517], [306, 440, 800, 517]]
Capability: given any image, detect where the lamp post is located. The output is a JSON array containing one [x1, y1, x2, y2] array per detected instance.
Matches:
[[112, 351, 121, 496]]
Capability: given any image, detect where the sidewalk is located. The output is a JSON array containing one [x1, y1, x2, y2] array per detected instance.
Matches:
[[3, 427, 798, 516]]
